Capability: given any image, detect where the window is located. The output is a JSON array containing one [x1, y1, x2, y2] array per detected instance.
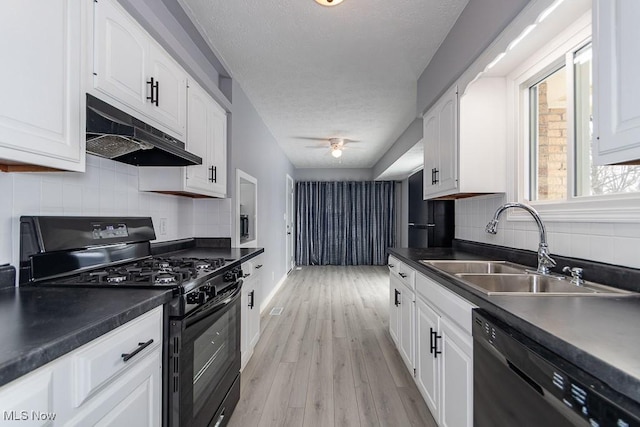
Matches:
[[527, 42, 640, 203]]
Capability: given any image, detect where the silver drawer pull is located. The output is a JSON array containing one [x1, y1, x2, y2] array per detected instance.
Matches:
[[399, 272, 408, 279], [121, 339, 154, 362]]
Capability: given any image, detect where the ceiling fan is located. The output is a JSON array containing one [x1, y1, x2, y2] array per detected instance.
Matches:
[[295, 136, 361, 158]]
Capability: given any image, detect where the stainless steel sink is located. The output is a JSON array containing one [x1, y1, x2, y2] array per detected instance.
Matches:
[[420, 260, 526, 274], [454, 273, 633, 296], [420, 259, 634, 296]]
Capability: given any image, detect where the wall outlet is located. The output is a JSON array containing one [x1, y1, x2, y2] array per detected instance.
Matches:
[[271, 271, 275, 282], [158, 218, 167, 235]]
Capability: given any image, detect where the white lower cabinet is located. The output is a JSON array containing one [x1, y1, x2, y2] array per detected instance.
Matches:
[[414, 273, 474, 427], [241, 256, 262, 369], [390, 262, 474, 427], [388, 259, 416, 373], [0, 306, 163, 426], [415, 297, 440, 420], [398, 281, 415, 372], [439, 316, 473, 427]]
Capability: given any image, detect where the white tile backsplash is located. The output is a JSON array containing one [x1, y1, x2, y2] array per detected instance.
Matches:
[[0, 155, 231, 272], [455, 194, 640, 269]]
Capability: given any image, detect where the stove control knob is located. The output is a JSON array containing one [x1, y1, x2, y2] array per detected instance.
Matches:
[[224, 268, 242, 282], [186, 290, 206, 305], [202, 285, 215, 298]]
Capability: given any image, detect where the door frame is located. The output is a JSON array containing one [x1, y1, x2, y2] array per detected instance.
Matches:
[[285, 174, 294, 274]]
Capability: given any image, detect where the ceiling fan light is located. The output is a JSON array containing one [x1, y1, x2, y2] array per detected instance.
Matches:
[[331, 148, 343, 158], [314, 0, 345, 6]]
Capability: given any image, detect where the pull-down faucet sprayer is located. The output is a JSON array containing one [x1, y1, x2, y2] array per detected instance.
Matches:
[[485, 202, 556, 275]]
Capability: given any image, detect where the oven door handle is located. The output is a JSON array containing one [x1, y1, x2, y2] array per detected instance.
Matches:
[[185, 280, 243, 327]]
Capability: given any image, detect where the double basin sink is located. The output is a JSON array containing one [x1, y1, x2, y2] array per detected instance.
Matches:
[[419, 260, 632, 296]]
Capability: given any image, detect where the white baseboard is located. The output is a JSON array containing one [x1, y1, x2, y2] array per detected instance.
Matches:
[[260, 273, 287, 314]]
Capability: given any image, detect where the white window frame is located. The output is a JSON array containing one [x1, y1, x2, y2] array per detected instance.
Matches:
[[506, 12, 640, 223]]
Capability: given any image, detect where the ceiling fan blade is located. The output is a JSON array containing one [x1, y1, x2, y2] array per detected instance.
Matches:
[[292, 136, 329, 142]]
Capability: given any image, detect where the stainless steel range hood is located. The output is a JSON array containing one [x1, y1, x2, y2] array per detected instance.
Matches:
[[85, 94, 202, 166]]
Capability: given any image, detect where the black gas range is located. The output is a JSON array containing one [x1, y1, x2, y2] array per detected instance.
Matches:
[[19, 216, 242, 427]]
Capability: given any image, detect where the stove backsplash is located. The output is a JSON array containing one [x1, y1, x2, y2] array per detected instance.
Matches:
[[0, 155, 232, 275]]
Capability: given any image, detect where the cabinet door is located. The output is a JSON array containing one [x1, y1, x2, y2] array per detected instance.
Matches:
[[423, 112, 439, 198], [440, 317, 473, 427], [185, 82, 213, 193], [65, 350, 162, 427], [389, 274, 402, 346], [248, 258, 262, 348], [148, 43, 187, 138], [398, 283, 415, 372], [437, 90, 459, 193], [593, 0, 640, 165], [415, 297, 440, 422], [209, 102, 228, 196], [0, 0, 85, 172], [0, 367, 54, 426], [93, 0, 148, 113]]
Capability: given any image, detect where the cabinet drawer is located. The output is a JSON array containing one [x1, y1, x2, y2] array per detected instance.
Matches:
[[388, 256, 401, 275], [388, 256, 415, 289], [416, 273, 474, 334], [71, 307, 162, 407]]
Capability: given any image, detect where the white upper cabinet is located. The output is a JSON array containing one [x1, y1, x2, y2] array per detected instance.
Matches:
[[0, 0, 85, 172], [92, 0, 187, 140], [423, 87, 459, 199], [593, 0, 640, 165], [423, 78, 507, 200], [138, 80, 227, 198]]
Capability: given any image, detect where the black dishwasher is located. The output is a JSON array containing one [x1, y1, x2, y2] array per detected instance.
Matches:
[[473, 310, 640, 427]]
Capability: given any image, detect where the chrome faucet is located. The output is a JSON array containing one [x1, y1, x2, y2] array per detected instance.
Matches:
[[485, 202, 556, 275]]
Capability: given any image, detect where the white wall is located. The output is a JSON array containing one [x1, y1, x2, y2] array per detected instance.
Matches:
[[456, 194, 640, 269], [229, 81, 295, 305], [0, 154, 229, 272]]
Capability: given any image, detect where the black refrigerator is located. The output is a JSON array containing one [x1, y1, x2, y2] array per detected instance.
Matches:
[[408, 170, 455, 248]]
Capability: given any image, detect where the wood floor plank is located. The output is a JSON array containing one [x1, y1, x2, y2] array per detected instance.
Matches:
[[287, 315, 317, 408], [398, 385, 438, 427], [303, 318, 334, 427], [350, 346, 380, 427], [360, 327, 413, 427], [281, 300, 311, 363], [257, 362, 296, 427], [374, 326, 414, 388], [333, 337, 360, 427], [283, 407, 305, 427]]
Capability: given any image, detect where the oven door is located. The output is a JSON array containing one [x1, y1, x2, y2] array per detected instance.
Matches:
[[169, 282, 242, 427]]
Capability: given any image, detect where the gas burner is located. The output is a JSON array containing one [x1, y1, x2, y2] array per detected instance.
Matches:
[[194, 261, 211, 270], [158, 262, 173, 272], [106, 274, 127, 283], [155, 273, 177, 284]]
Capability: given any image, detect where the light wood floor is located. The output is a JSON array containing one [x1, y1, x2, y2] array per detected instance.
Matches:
[[228, 265, 437, 427]]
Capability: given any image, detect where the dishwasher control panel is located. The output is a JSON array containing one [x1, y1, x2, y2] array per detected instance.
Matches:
[[473, 311, 640, 427]]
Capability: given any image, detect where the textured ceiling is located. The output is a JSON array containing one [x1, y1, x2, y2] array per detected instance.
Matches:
[[179, 0, 468, 168]]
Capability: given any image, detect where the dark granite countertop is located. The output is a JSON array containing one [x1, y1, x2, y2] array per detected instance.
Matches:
[[0, 286, 173, 387], [0, 243, 264, 389], [388, 246, 640, 410]]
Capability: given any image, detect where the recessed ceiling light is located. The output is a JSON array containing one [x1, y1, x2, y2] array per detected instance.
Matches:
[[314, 0, 345, 7]]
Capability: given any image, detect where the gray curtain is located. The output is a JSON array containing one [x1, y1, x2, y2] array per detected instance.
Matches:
[[295, 181, 396, 265]]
